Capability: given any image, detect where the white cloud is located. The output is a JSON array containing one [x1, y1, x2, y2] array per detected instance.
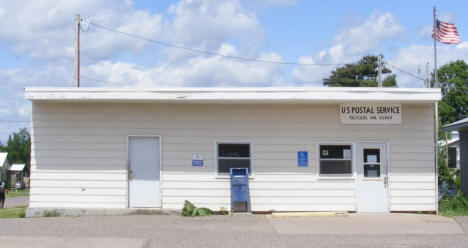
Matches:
[[18, 103, 31, 118], [82, 43, 286, 87], [291, 57, 335, 86], [0, 65, 72, 86], [329, 12, 404, 60], [419, 25, 433, 39], [439, 12, 459, 23], [0, 105, 10, 115], [0, 0, 268, 70], [248, 0, 298, 8], [389, 42, 468, 87], [0, 0, 163, 61], [292, 11, 404, 84], [165, 0, 263, 58]]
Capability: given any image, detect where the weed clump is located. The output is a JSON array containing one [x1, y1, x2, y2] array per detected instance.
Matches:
[[181, 200, 213, 217], [43, 210, 60, 217]]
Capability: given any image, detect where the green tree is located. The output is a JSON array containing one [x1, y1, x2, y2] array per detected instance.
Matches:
[[323, 55, 397, 87], [438, 60, 468, 128], [6, 128, 31, 168], [0, 141, 5, 152]]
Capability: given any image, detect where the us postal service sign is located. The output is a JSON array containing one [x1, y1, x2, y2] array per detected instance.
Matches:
[[340, 103, 401, 124]]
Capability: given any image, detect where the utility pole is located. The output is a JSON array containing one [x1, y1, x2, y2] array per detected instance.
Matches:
[[378, 55, 382, 87], [445, 131, 449, 168], [426, 62, 430, 88], [75, 14, 80, 87]]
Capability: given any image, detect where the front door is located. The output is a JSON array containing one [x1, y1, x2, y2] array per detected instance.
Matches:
[[356, 142, 389, 213], [128, 136, 161, 208]]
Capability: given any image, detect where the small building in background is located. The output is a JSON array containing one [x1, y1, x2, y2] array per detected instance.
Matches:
[[0, 153, 10, 183], [439, 131, 460, 169], [8, 164, 25, 189], [443, 118, 468, 196]]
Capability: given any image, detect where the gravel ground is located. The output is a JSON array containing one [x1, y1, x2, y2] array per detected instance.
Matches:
[[0, 214, 467, 247]]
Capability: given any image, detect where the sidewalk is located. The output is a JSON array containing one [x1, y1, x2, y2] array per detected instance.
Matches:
[[0, 214, 465, 248], [268, 213, 464, 234], [0, 236, 146, 248]]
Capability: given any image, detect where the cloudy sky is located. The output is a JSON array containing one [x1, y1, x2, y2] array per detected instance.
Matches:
[[0, 0, 467, 142]]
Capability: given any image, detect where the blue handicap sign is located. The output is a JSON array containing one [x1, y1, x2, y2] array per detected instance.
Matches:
[[297, 151, 308, 167]]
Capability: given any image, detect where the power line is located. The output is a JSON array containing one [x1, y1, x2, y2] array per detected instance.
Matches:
[[80, 75, 291, 86], [82, 74, 406, 87], [87, 22, 345, 66], [82, 21, 429, 84], [80, 76, 118, 85], [0, 120, 29, 123], [385, 62, 426, 82]]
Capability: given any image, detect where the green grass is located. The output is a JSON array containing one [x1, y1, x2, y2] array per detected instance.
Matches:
[[6, 189, 29, 198], [439, 196, 468, 217], [0, 205, 26, 218]]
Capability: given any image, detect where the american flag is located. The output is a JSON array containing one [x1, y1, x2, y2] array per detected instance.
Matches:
[[432, 19, 461, 44]]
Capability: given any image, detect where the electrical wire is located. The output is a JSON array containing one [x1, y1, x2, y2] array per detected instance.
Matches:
[[80, 76, 118, 85], [0, 120, 29, 123], [86, 22, 345, 66], [81, 75, 405, 87], [81, 21, 428, 84], [384, 62, 426, 82], [80, 75, 290, 86]]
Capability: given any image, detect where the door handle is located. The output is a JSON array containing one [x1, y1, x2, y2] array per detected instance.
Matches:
[[383, 176, 388, 188], [129, 170, 133, 180]]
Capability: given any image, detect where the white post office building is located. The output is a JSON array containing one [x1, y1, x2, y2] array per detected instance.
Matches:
[[25, 87, 441, 216]]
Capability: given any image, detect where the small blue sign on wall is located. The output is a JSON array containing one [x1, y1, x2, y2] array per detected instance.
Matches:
[[192, 154, 204, 166], [297, 151, 308, 167]]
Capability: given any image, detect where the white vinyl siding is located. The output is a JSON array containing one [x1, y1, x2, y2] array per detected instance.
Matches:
[[30, 102, 435, 211]]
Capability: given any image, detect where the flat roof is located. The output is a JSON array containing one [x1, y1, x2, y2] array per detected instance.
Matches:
[[24, 87, 441, 103], [8, 164, 25, 172], [443, 117, 468, 131]]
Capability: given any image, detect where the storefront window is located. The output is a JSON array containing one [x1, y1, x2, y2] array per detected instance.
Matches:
[[319, 144, 352, 175], [217, 143, 251, 174]]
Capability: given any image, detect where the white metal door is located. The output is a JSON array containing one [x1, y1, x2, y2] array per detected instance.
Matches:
[[128, 136, 160, 208], [356, 142, 389, 213]]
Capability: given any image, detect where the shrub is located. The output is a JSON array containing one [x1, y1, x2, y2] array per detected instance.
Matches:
[[181, 200, 195, 216], [439, 196, 468, 216], [181, 200, 213, 217], [218, 207, 229, 215], [196, 208, 213, 216]]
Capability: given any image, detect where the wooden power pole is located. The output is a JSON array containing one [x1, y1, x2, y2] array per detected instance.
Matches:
[[426, 62, 430, 88], [378, 55, 382, 87], [75, 14, 80, 87]]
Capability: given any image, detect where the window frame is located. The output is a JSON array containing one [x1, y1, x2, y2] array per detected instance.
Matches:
[[317, 142, 354, 178], [215, 141, 253, 177], [362, 147, 382, 178], [448, 146, 457, 168]]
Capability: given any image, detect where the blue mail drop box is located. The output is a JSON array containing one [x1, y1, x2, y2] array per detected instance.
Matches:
[[230, 168, 250, 212]]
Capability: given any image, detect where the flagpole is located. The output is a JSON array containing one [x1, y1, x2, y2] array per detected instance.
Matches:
[[433, 6, 438, 87], [432, 6, 439, 214]]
